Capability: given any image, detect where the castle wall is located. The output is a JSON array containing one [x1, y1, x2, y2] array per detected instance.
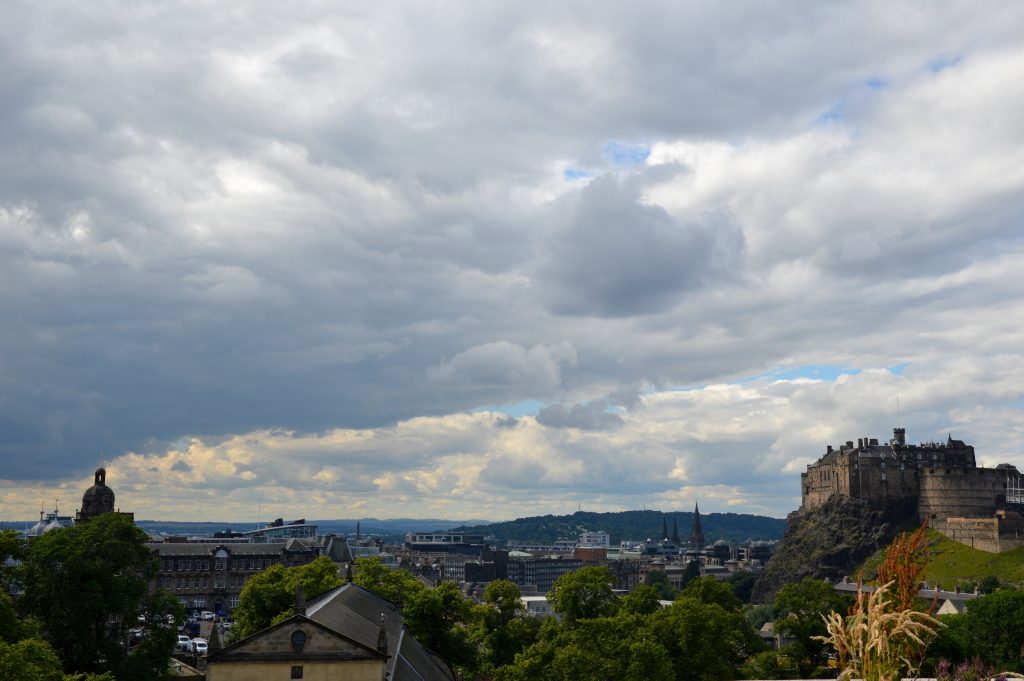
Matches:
[[917, 468, 1003, 521], [932, 513, 1024, 553]]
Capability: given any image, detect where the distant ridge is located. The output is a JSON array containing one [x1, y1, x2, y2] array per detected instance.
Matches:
[[122, 518, 491, 539], [443, 510, 785, 545]]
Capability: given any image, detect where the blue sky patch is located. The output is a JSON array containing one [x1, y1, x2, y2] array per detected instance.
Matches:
[[603, 141, 650, 166], [814, 101, 845, 125], [563, 166, 592, 180], [927, 53, 962, 72], [866, 77, 888, 90], [472, 399, 545, 417]]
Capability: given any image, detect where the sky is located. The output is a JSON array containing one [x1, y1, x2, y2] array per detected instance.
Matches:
[[3, 1, 1024, 523]]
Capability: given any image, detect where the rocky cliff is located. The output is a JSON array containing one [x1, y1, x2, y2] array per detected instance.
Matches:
[[751, 495, 918, 603]]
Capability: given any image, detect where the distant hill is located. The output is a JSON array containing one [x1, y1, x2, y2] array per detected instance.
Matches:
[[443, 510, 785, 545], [129, 517, 490, 540]]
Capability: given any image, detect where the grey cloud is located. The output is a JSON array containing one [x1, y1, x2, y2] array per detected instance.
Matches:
[[536, 400, 624, 431], [1, 0, 1024, 510], [538, 175, 744, 316]]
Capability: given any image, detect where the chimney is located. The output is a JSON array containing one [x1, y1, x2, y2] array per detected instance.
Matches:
[[893, 427, 906, 445], [293, 584, 306, 616], [857, 438, 864, 449]]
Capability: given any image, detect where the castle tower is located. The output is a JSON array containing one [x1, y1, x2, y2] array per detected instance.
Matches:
[[690, 502, 705, 549]]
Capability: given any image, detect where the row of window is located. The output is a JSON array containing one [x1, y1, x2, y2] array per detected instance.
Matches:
[[159, 558, 278, 572], [162, 575, 250, 591]]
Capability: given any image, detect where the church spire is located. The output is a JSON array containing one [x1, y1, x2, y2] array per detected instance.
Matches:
[[671, 516, 681, 544], [690, 502, 705, 549]]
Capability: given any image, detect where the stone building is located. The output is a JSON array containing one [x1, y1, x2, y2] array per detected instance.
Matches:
[[149, 539, 318, 616], [207, 583, 454, 681], [801, 428, 1024, 551]]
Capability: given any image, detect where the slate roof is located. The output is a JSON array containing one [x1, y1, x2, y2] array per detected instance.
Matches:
[[305, 583, 455, 681]]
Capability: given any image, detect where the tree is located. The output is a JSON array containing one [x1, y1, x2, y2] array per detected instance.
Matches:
[[483, 579, 525, 625], [956, 588, 1024, 671], [773, 578, 852, 677], [725, 571, 758, 603], [233, 556, 344, 638], [547, 566, 618, 624], [681, 576, 742, 612], [0, 529, 25, 592], [352, 556, 425, 607], [0, 638, 64, 681], [643, 569, 678, 601], [620, 584, 662, 616], [651, 597, 764, 681], [19, 513, 182, 680], [403, 582, 476, 668]]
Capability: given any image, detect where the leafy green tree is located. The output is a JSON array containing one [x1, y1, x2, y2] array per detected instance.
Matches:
[[680, 559, 701, 589], [234, 556, 343, 638], [977, 574, 1001, 595], [352, 556, 425, 607], [483, 579, 525, 624], [726, 571, 758, 603], [957, 588, 1024, 671], [740, 650, 796, 680], [773, 578, 852, 678], [681, 576, 742, 612], [0, 529, 25, 592], [644, 569, 678, 601], [621, 584, 662, 616], [403, 582, 476, 669], [651, 597, 764, 681], [547, 566, 618, 624], [0, 637, 64, 681], [19, 513, 182, 680]]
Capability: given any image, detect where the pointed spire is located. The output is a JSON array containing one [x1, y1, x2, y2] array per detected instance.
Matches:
[[376, 613, 389, 654], [356, 521, 361, 542], [661, 515, 668, 541], [690, 502, 705, 549], [671, 516, 680, 544]]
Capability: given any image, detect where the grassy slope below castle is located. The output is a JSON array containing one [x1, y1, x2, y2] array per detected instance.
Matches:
[[857, 529, 1024, 589]]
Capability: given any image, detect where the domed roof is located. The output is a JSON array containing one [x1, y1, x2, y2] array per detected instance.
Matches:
[[83, 483, 115, 503], [712, 539, 729, 547], [43, 519, 63, 533], [26, 519, 48, 537]]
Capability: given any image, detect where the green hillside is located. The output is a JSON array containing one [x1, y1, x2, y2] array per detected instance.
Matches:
[[444, 509, 785, 545], [858, 529, 1024, 589]]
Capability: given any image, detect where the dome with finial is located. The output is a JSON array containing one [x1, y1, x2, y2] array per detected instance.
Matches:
[[80, 465, 116, 520]]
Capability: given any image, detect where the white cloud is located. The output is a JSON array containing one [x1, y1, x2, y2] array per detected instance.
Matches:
[[2, 2, 1024, 523]]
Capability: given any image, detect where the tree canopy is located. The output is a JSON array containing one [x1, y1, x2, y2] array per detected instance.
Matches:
[[233, 556, 344, 638], [17, 514, 180, 680]]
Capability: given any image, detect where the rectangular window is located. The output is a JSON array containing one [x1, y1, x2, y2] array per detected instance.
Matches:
[[175, 578, 182, 589], [229, 595, 240, 608], [186, 578, 192, 589], [176, 560, 183, 571], [249, 560, 255, 570], [216, 559, 225, 571], [291, 666, 303, 679], [185, 560, 191, 571]]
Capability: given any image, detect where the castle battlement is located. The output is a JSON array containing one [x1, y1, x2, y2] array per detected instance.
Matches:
[[801, 429, 1022, 532]]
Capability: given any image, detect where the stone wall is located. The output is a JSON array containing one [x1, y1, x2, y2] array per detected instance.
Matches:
[[917, 468, 1003, 521]]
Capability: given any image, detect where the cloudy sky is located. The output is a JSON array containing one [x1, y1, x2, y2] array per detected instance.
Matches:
[[3, 1, 1024, 523]]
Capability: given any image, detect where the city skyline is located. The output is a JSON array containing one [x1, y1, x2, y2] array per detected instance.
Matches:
[[3, 2, 1024, 521]]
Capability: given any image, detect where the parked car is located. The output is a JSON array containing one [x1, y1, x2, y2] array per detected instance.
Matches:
[[201, 611, 215, 621], [192, 638, 208, 655], [176, 635, 192, 652]]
